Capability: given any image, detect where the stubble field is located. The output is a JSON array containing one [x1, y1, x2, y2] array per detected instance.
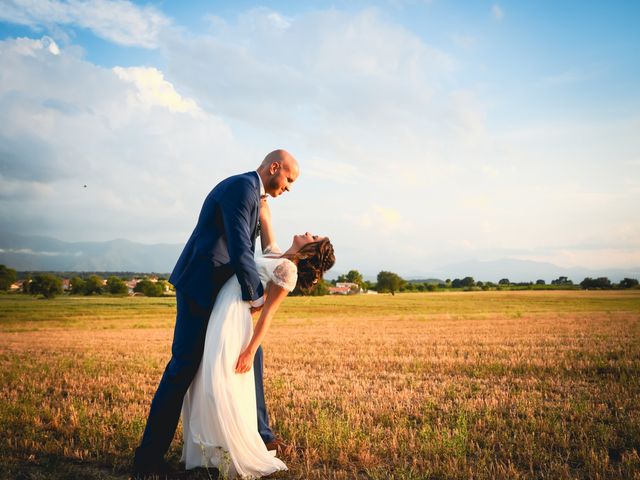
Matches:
[[1, 290, 639, 479]]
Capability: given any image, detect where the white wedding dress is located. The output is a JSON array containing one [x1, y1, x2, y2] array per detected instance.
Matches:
[[181, 254, 297, 478]]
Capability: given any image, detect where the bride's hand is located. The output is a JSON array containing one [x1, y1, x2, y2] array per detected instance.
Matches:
[[235, 347, 255, 374]]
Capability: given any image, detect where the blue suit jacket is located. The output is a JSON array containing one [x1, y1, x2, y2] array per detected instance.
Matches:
[[169, 171, 264, 312]]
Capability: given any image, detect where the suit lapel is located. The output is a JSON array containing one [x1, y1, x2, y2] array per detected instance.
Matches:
[[248, 171, 260, 244]]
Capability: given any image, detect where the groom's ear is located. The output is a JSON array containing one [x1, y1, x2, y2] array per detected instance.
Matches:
[[269, 161, 280, 175]]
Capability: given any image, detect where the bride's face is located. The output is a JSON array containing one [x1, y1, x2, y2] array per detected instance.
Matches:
[[292, 232, 326, 251]]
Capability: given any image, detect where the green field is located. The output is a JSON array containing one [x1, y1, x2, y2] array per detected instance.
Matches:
[[1, 291, 639, 479]]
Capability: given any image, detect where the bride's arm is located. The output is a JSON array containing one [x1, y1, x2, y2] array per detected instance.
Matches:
[[259, 198, 280, 254], [235, 281, 288, 374]]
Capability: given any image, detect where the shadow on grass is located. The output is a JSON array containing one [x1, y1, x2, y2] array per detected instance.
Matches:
[[4, 454, 220, 480]]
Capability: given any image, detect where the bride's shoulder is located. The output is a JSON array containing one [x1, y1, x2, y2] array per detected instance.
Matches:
[[272, 257, 297, 276], [271, 257, 297, 292]]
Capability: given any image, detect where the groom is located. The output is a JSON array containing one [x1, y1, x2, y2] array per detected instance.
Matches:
[[133, 149, 300, 476]]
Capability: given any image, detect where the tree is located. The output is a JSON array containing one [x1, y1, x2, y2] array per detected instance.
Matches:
[[619, 278, 639, 289], [291, 278, 331, 296], [337, 270, 364, 289], [551, 276, 573, 285], [376, 271, 405, 295], [70, 276, 85, 295], [536, 279, 546, 285], [106, 276, 129, 295], [498, 278, 510, 285], [451, 278, 462, 288], [30, 274, 63, 299], [460, 276, 475, 287], [22, 275, 31, 294], [580, 277, 612, 289], [363, 280, 375, 291], [0, 265, 17, 291], [134, 279, 164, 297], [310, 279, 331, 296], [83, 275, 104, 295], [157, 280, 169, 293], [400, 282, 413, 292]]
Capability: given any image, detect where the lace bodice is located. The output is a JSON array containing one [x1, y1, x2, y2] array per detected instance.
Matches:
[[256, 256, 298, 292]]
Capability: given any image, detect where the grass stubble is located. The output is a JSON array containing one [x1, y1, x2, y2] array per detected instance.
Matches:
[[0, 291, 639, 479]]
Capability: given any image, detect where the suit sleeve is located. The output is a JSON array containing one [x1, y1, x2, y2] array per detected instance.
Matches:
[[219, 179, 264, 302]]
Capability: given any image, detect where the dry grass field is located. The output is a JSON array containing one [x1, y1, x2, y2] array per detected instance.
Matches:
[[1, 290, 639, 479]]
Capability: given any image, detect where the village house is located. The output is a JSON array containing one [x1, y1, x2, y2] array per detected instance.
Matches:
[[329, 285, 351, 295], [334, 282, 361, 294], [125, 279, 138, 295]]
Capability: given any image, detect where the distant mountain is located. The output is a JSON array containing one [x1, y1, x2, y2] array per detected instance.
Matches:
[[0, 232, 182, 272], [2, 233, 639, 282], [431, 258, 640, 283]]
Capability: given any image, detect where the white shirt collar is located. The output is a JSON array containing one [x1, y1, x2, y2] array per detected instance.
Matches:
[[255, 170, 265, 197]]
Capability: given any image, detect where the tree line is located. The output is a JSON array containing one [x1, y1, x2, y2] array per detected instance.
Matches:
[[330, 268, 639, 295], [0, 266, 169, 299], [1, 265, 638, 299]]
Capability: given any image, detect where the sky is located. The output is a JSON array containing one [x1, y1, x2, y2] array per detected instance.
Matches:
[[1, 0, 639, 277]]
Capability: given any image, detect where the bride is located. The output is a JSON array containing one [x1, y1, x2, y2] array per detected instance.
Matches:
[[181, 200, 335, 478]]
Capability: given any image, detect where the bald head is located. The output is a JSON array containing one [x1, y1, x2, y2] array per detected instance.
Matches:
[[257, 149, 299, 197], [259, 149, 298, 171]]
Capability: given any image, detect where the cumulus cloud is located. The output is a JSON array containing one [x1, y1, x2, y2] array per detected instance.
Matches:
[[113, 67, 201, 114], [0, 0, 170, 48], [167, 8, 454, 135], [0, 36, 238, 242]]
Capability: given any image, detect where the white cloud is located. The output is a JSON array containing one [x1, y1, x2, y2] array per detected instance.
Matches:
[[167, 8, 454, 128], [0, 248, 68, 256], [113, 66, 201, 115], [0, 36, 238, 242], [492, 4, 504, 20], [164, 7, 462, 188], [0, 35, 60, 56], [0, 0, 170, 48]]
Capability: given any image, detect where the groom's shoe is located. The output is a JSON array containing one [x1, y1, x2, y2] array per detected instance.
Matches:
[[131, 458, 172, 479], [264, 437, 291, 456]]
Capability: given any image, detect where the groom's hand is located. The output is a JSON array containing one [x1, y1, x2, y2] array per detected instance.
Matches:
[[249, 295, 265, 315], [250, 304, 263, 315]]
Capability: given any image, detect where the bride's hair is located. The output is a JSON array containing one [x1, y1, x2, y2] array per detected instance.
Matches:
[[289, 238, 335, 292]]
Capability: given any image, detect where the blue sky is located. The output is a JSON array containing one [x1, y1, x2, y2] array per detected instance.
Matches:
[[1, 0, 639, 277]]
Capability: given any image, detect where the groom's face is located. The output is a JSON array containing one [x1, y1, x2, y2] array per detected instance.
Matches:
[[266, 160, 299, 197]]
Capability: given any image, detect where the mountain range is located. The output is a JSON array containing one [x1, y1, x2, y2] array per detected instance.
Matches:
[[0, 232, 181, 273], [426, 258, 640, 284], [1, 232, 638, 282]]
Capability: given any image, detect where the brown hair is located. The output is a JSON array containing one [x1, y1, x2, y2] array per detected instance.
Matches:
[[288, 238, 335, 292]]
